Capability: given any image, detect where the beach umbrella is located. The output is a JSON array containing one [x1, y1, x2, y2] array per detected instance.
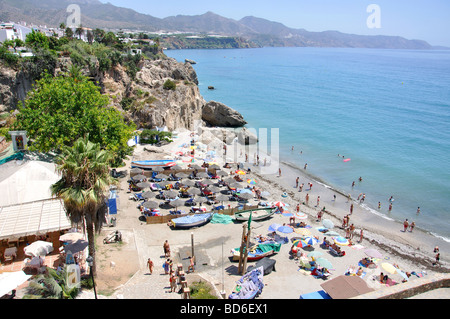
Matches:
[[381, 263, 397, 274], [137, 182, 151, 189], [164, 190, 179, 198], [247, 179, 257, 185], [169, 199, 185, 209], [175, 172, 189, 179], [239, 192, 254, 200], [201, 179, 215, 185], [293, 212, 308, 219], [131, 174, 146, 181], [152, 167, 164, 172], [64, 239, 88, 254], [210, 164, 221, 170], [235, 170, 246, 175], [216, 194, 230, 203], [208, 186, 221, 193], [273, 201, 288, 208], [24, 241, 53, 257], [194, 196, 207, 203], [157, 181, 172, 188], [334, 236, 350, 246], [196, 172, 209, 179], [229, 182, 244, 189], [170, 165, 183, 171], [224, 177, 236, 184], [59, 232, 84, 243], [182, 179, 195, 187], [154, 173, 167, 180], [303, 236, 319, 246], [238, 188, 252, 194], [260, 191, 271, 198], [293, 239, 311, 248], [324, 231, 340, 237], [187, 188, 201, 196], [130, 168, 142, 174], [190, 164, 202, 170], [0, 271, 32, 297], [322, 219, 334, 229], [396, 269, 409, 281], [294, 228, 311, 236], [268, 223, 282, 232], [315, 258, 333, 269], [277, 225, 294, 234], [216, 170, 228, 177], [364, 249, 383, 259], [307, 251, 323, 259], [142, 191, 156, 199], [143, 201, 159, 209], [282, 211, 293, 217]]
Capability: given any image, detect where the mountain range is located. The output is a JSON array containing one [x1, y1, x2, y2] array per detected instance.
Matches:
[[0, 0, 440, 50]]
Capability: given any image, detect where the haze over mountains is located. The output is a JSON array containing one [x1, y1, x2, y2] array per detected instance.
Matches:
[[0, 0, 441, 49]]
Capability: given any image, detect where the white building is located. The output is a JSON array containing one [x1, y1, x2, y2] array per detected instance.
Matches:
[[0, 22, 32, 43]]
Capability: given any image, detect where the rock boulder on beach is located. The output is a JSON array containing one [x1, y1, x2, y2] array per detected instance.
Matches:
[[202, 101, 247, 127]]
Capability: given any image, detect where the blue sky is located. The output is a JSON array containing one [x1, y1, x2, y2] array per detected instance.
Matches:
[[100, 0, 450, 46]]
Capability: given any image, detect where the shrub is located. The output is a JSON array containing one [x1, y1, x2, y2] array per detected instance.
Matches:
[[163, 79, 176, 91]]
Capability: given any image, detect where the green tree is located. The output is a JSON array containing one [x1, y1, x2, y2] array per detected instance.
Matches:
[[65, 27, 74, 39], [75, 24, 84, 40], [25, 29, 50, 50], [51, 136, 113, 278], [13, 73, 135, 163]]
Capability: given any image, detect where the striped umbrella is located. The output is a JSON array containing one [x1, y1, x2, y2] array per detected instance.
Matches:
[[293, 211, 308, 219], [334, 236, 350, 246], [322, 219, 334, 229], [247, 179, 257, 185], [303, 236, 319, 246], [273, 201, 287, 208]]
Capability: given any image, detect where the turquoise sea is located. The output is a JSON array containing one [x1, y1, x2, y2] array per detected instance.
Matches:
[[166, 47, 450, 241]]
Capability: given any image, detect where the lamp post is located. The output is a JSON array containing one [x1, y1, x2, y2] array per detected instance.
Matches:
[[86, 255, 97, 299]]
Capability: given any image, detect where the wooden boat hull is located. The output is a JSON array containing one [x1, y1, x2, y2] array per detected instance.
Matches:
[[131, 160, 175, 170], [232, 248, 276, 262], [171, 213, 213, 229], [234, 208, 276, 222]]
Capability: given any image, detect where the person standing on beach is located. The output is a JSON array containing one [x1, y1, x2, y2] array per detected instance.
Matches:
[[359, 228, 364, 243], [388, 203, 393, 212], [296, 203, 300, 213], [403, 219, 409, 232], [163, 240, 171, 257], [305, 193, 309, 205], [409, 221, 415, 232], [378, 202, 381, 209], [304, 163, 308, 170], [147, 258, 154, 275], [350, 203, 354, 215], [296, 177, 299, 188], [299, 183, 304, 192], [433, 253, 440, 266], [278, 168, 281, 177], [316, 196, 320, 207]]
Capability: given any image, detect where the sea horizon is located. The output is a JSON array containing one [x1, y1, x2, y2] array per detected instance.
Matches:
[[166, 47, 450, 242]]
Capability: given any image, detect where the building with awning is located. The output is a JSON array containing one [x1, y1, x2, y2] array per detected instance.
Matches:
[[0, 198, 71, 240]]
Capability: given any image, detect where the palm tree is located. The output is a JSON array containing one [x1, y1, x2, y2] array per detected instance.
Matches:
[[75, 24, 84, 40], [51, 135, 113, 277]]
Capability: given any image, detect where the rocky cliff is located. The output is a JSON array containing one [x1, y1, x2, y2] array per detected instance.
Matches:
[[0, 56, 251, 139]]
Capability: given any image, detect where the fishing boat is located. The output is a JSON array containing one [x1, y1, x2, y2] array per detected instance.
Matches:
[[169, 213, 213, 229], [231, 243, 281, 262], [234, 207, 276, 222], [131, 159, 176, 170]]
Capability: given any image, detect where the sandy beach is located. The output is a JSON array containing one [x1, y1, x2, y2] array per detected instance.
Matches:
[[88, 127, 449, 299]]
